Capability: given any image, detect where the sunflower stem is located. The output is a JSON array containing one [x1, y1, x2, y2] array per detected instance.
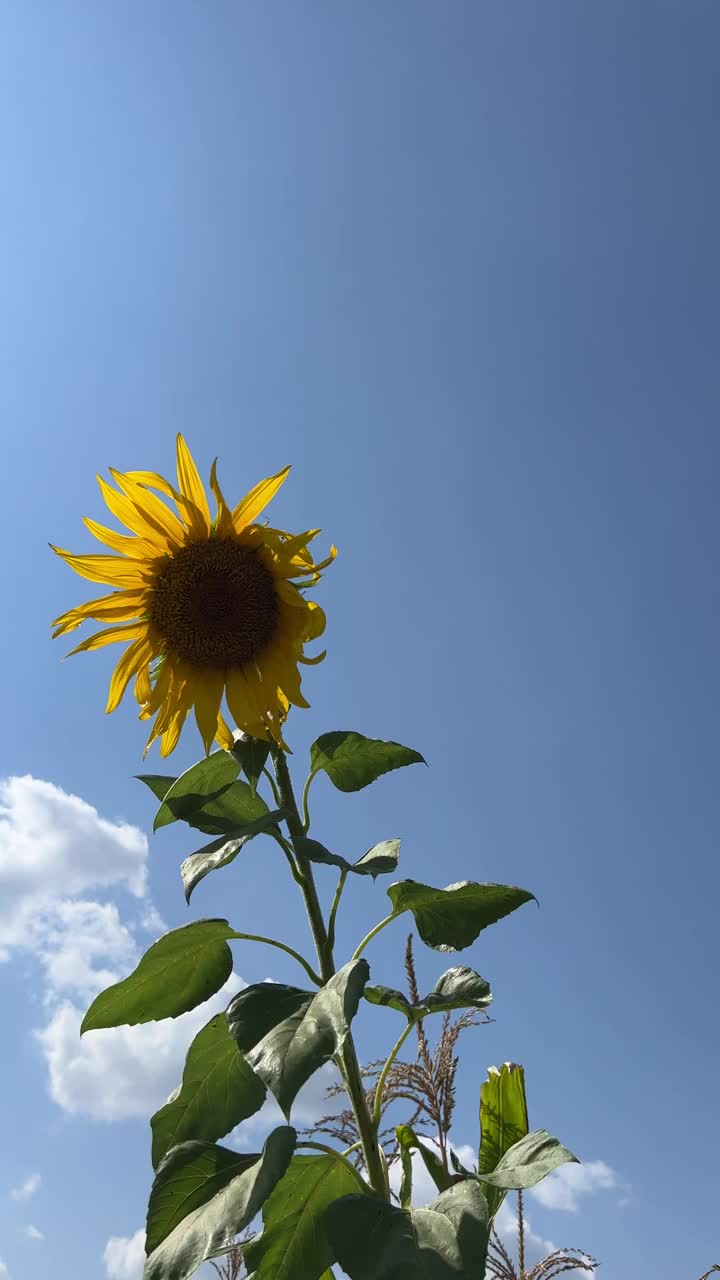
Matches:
[[351, 911, 399, 961], [270, 744, 387, 1200], [268, 830, 304, 886], [327, 869, 348, 954], [300, 772, 313, 832]]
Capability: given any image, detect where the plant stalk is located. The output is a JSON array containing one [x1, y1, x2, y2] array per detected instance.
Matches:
[[270, 746, 387, 1198]]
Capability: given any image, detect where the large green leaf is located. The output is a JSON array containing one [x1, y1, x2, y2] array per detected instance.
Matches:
[[180, 809, 286, 902], [153, 751, 241, 831], [296, 837, 401, 880], [325, 1181, 489, 1279], [366, 967, 492, 1020], [386, 880, 535, 952], [231, 961, 369, 1117], [81, 921, 236, 1032], [479, 1129, 577, 1190], [477, 1063, 529, 1219], [244, 1154, 363, 1280], [230, 735, 271, 797], [310, 731, 425, 793], [144, 1127, 295, 1279], [150, 1014, 266, 1169]]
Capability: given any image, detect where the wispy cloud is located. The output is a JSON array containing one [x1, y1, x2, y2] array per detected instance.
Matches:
[[10, 1172, 41, 1201], [24, 1225, 44, 1241]]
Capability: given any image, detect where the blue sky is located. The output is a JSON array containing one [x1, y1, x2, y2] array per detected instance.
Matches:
[[1, 2, 718, 1276]]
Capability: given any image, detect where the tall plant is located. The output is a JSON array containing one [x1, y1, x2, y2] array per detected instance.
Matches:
[[53, 439, 581, 1279]]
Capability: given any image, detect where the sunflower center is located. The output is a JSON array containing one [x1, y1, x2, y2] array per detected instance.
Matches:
[[149, 539, 279, 669]]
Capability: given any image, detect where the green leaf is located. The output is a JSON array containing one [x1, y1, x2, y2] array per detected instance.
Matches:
[[297, 837, 402, 880], [396, 1125, 454, 1195], [186, 779, 271, 837], [479, 1129, 578, 1190], [353, 840, 401, 878], [244, 1154, 363, 1280], [310, 731, 425, 793], [296, 837, 349, 870], [366, 967, 492, 1020], [150, 1014, 266, 1169], [386, 880, 536, 952], [180, 809, 286, 902], [81, 920, 236, 1032], [325, 1181, 489, 1279], [153, 750, 241, 831], [137, 774, 177, 803], [230, 734, 271, 796], [227, 983, 312, 1053], [477, 1063, 529, 1219], [144, 1127, 295, 1279], [230, 961, 369, 1117]]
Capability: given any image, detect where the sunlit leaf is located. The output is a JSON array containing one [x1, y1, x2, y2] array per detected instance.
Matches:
[[386, 880, 535, 952], [310, 731, 425, 793], [153, 750, 240, 831], [479, 1129, 578, 1190], [477, 1062, 529, 1219], [81, 920, 236, 1032]]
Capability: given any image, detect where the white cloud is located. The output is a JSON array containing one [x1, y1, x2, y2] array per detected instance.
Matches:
[[37, 974, 244, 1121], [0, 775, 147, 952], [24, 1224, 44, 1241], [530, 1159, 617, 1212], [103, 1228, 146, 1280], [10, 1172, 41, 1200], [0, 1260, 9, 1277]]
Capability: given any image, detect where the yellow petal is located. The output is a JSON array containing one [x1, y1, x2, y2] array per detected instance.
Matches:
[[52, 589, 148, 637], [138, 657, 172, 719], [215, 712, 235, 750], [209, 459, 236, 537], [83, 516, 159, 560], [259, 649, 309, 709], [50, 545, 150, 588], [233, 466, 291, 533], [126, 470, 207, 538], [299, 649, 326, 666], [97, 475, 176, 551], [193, 669, 225, 755], [226, 668, 271, 741], [109, 470, 186, 549], [107, 638, 154, 713], [134, 660, 152, 705], [304, 601, 326, 642], [176, 435, 211, 534], [67, 622, 145, 656], [160, 681, 194, 756]]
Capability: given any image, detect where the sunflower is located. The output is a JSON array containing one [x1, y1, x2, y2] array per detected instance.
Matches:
[[51, 436, 334, 756]]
